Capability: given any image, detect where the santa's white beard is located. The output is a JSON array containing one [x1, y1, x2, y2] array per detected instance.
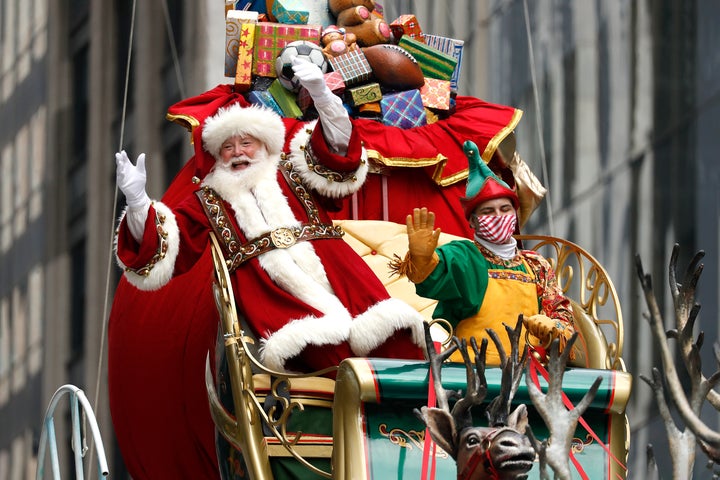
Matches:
[[202, 146, 339, 312], [209, 147, 279, 191]]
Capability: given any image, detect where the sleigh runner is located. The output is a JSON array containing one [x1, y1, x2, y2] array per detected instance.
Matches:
[[207, 220, 631, 479]]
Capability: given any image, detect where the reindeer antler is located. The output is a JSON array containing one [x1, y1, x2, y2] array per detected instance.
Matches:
[[526, 334, 601, 480], [450, 336, 490, 431], [636, 245, 720, 470], [416, 322, 490, 459], [485, 315, 528, 427]]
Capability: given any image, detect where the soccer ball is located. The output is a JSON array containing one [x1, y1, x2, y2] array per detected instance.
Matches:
[[275, 41, 328, 91]]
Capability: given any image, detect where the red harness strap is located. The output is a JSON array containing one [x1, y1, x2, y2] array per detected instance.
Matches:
[[458, 447, 491, 480], [421, 342, 441, 480]]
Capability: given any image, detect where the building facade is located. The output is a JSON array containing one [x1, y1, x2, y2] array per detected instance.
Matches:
[[0, 0, 718, 478]]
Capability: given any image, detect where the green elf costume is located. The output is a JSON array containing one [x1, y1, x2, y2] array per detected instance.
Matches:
[[394, 140, 576, 364]]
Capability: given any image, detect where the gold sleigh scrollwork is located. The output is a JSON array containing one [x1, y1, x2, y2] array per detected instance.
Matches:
[[377, 424, 449, 458], [205, 232, 337, 480]]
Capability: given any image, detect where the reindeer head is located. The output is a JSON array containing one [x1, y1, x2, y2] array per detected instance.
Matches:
[[416, 319, 536, 480]]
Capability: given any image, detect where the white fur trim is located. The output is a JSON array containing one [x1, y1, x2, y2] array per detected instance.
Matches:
[[287, 120, 369, 198], [202, 103, 286, 159], [114, 202, 180, 291], [260, 313, 353, 372], [348, 298, 426, 355]]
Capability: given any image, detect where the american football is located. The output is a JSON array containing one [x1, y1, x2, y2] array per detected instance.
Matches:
[[362, 44, 425, 91], [275, 41, 328, 91]]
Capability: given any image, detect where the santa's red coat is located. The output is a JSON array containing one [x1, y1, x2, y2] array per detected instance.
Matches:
[[109, 115, 424, 480], [108, 87, 523, 480]]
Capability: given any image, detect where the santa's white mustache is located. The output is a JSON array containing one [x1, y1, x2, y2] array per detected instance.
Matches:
[[227, 155, 253, 170]]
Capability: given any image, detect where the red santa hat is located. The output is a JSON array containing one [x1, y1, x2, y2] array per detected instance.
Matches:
[[201, 103, 286, 160], [166, 84, 287, 180], [460, 140, 519, 218]]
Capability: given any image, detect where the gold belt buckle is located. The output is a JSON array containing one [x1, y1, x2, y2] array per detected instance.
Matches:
[[270, 227, 297, 248]]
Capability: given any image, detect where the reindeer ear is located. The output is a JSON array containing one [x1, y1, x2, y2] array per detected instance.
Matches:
[[421, 406, 459, 459], [507, 404, 529, 433]]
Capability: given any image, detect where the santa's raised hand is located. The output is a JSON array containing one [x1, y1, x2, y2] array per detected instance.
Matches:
[[115, 150, 150, 210]]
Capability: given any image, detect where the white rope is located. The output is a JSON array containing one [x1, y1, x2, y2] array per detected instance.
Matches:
[[88, 0, 138, 475], [522, 0, 555, 235]]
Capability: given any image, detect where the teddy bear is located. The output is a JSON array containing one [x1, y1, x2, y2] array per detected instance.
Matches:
[[320, 25, 358, 59], [328, 0, 391, 47]]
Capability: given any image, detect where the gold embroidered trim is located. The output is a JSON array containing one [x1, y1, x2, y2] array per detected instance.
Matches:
[[197, 161, 345, 272], [302, 139, 361, 184], [123, 206, 169, 277]]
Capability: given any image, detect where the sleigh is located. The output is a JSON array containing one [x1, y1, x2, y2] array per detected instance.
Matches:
[[206, 219, 632, 479]]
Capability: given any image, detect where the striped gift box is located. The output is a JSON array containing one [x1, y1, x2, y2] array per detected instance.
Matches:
[[329, 49, 373, 87], [253, 22, 322, 77], [424, 34, 464, 90], [380, 89, 427, 129], [397, 36, 457, 81]]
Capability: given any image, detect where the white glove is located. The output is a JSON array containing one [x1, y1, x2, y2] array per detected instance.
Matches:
[[115, 150, 150, 210], [292, 57, 332, 103], [292, 57, 350, 154]]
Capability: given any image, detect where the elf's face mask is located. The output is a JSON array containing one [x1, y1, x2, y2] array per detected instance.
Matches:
[[473, 213, 517, 245]]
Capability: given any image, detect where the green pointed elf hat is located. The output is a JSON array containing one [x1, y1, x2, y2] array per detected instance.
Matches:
[[459, 140, 519, 218]]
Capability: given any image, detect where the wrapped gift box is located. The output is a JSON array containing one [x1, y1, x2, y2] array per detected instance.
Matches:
[[380, 89, 427, 129], [346, 82, 382, 107], [419, 77, 451, 110], [234, 22, 256, 91], [389, 14, 424, 42], [328, 49, 373, 87], [248, 89, 285, 117], [270, 0, 309, 25], [323, 70, 346, 95], [253, 22, 322, 77], [397, 36, 457, 81], [424, 34, 464, 91], [296, 88, 313, 112], [297, 71, 346, 111], [268, 79, 303, 118], [252, 75, 275, 91], [225, 9, 259, 77], [373, 3, 384, 18]]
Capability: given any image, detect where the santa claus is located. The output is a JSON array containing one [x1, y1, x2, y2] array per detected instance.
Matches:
[[110, 59, 425, 479]]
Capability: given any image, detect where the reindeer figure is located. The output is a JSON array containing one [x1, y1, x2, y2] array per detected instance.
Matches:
[[636, 245, 720, 477], [415, 318, 536, 480]]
